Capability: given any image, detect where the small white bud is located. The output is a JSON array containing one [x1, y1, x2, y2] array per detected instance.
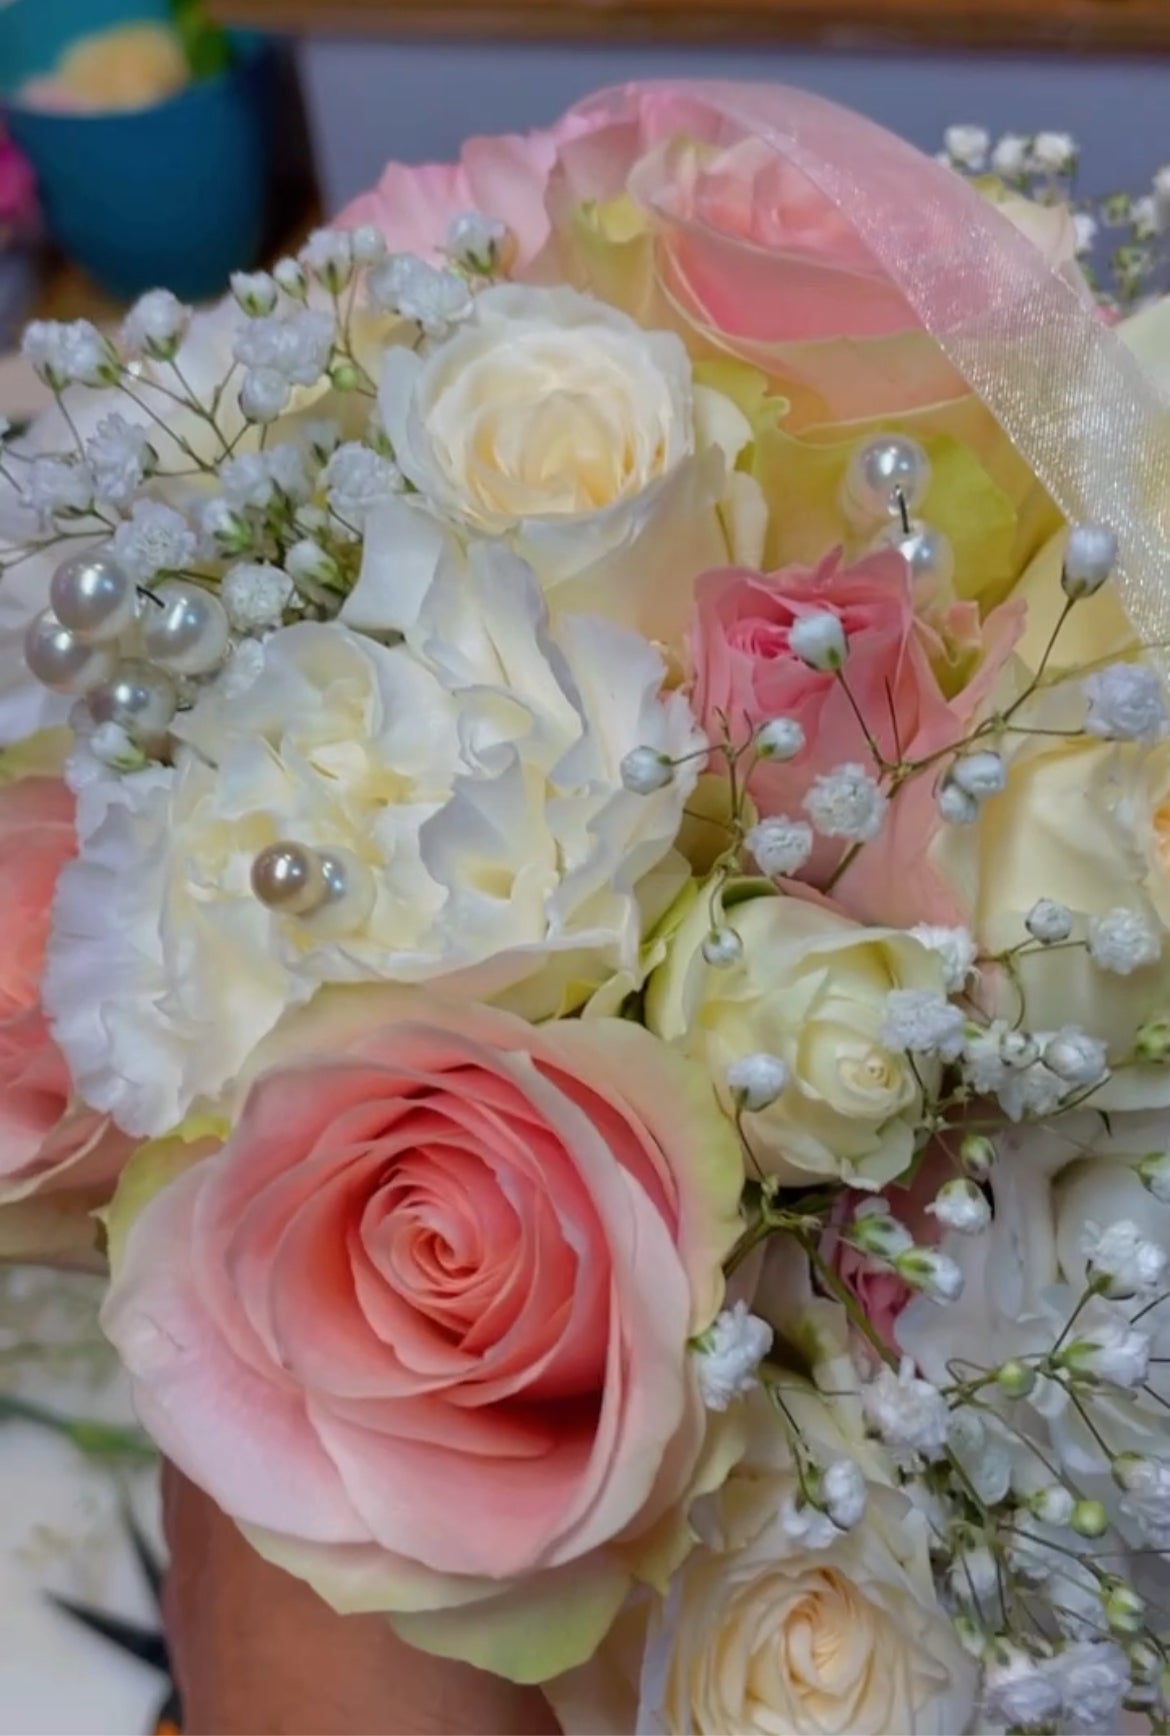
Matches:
[[239, 367, 291, 424], [619, 746, 674, 795], [847, 1200, 914, 1260], [286, 538, 342, 591], [1072, 1499, 1110, 1538], [788, 611, 847, 672], [1000, 1029, 1040, 1068], [1031, 1483, 1075, 1525], [1138, 1150, 1170, 1202], [1063, 523, 1118, 598], [272, 256, 308, 300], [996, 1358, 1037, 1398], [936, 780, 980, 825], [89, 720, 147, 772], [1043, 1027, 1109, 1086], [445, 210, 510, 274], [926, 1177, 990, 1235], [1026, 897, 1074, 943], [1103, 1579, 1145, 1635], [702, 927, 743, 968], [1135, 1016, 1170, 1064], [894, 1246, 965, 1303], [350, 224, 388, 266], [960, 1132, 997, 1179], [754, 716, 806, 760], [951, 750, 1006, 800], [726, 1053, 789, 1112], [1088, 907, 1161, 976], [230, 270, 279, 316], [694, 1301, 772, 1411]]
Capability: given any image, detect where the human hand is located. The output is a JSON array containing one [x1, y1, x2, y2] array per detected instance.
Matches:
[[162, 1463, 562, 1736]]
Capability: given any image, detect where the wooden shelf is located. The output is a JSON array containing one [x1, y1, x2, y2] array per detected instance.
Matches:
[[207, 0, 1170, 53]]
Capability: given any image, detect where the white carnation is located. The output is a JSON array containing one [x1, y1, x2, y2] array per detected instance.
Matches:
[[45, 549, 704, 1135]]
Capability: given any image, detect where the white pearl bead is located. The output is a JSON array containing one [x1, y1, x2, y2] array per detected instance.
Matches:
[[841, 436, 931, 531], [251, 843, 374, 934], [304, 850, 376, 938], [24, 609, 116, 694], [141, 580, 230, 676], [87, 659, 178, 743], [48, 552, 135, 643], [869, 519, 956, 596], [251, 842, 328, 915]]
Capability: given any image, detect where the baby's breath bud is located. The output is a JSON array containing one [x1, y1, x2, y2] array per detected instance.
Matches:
[[1138, 1150, 1170, 1202], [754, 716, 806, 761], [351, 224, 388, 267], [1071, 1498, 1109, 1538], [1063, 523, 1118, 599], [1135, 1014, 1170, 1064], [926, 1177, 990, 1234], [619, 746, 673, 795], [329, 360, 362, 393], [789, 611, 847, 672], [286, 538, 342, 591], [726, 1053, 789, 1112], [702, 927, 743, 968], [936, 779, 980, 826], [996, 1358, 1037, 1398], [272, 256, 308, 300], [1102, 1578, 1144, 1635], [960, 1133, 997, 1179], [893, 1246, 964, 1303], [230, 270, 279, 317], [1026, 897, 1074, 943], [951, 750, 1006, 801], [1031, 1483, 1074, 1525]]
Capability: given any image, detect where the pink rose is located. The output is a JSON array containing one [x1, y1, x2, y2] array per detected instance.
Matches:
[[103, 992, 744, 1682], [0, 774, 130, 1232], [687, 550, 1022, 925], [336, 115, 596, 270], [824, 1150, 950, 1351]]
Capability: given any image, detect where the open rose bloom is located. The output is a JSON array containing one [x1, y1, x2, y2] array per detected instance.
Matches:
[[8, 76, 1170, 1735]]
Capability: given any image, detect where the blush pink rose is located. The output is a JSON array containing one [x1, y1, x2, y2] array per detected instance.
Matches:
[[103, 992, 744, 1682], [0, 774, 130, 1225], [335, 114, 597, 270], [687, 549, 1023, 926]]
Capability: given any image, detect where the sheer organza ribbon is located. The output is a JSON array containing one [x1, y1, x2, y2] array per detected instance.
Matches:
[[568, 80, 1170, 651]]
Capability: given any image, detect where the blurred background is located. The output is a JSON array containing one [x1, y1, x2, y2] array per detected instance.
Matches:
[[0, 1, 1168, 1732]]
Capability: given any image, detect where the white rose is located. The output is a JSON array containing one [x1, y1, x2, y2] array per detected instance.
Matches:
[[899, 1110, 1170, 1524], [933, 708, 1170, 1110], [646, 888, 947, 1186], [548, 1389, 975, 1736], [347, 285, 759, 650], [45, 546, 703, 1135]]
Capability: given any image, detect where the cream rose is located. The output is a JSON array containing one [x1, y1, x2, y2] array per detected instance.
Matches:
[[932, 710, 1170, 1110], [548, 1388, 975, 1736], [645, 887, 946, 1186], [46, 546, 703, 1136], [348, 284, 758, 650]]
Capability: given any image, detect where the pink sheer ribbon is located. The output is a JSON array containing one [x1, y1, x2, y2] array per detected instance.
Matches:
[[567, 81, 1170, 651]]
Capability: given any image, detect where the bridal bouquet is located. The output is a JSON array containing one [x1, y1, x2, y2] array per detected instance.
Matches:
[[6, 79, 1170, 1733]]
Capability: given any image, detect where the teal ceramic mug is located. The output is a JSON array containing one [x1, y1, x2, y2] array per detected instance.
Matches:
[[0, 0, 276, 300]]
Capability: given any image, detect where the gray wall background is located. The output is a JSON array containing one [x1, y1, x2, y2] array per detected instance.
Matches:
[[298, 38, 1170, 215]]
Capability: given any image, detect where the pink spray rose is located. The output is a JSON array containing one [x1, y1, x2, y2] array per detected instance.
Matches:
[[102, 991, 745, 1683], [687, 549, 1022, 926], [0, 774, 130, 1224]]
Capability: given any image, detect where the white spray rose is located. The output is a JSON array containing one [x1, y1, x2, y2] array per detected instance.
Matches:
[[346, 284, 760, 651], [46, 547, 703, 1135], [646, 889, 947, 1187]]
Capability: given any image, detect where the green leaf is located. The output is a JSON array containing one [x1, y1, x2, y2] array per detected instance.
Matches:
[[169, 0, 235, 80]]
